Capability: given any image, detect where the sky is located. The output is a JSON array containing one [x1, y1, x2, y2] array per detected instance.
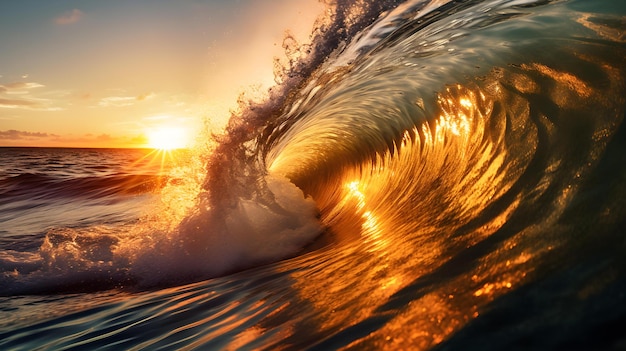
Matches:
[[0, 0, 322, 148]]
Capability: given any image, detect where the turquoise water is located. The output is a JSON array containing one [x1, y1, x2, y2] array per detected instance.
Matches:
[[2, 0, 626, 349]]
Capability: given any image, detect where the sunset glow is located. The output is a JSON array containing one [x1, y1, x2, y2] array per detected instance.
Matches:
[[0, 1, 322, 148], [147, 126, 189, 150]]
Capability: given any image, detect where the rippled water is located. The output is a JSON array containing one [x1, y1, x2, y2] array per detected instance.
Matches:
[[2, 0, 626, 349]]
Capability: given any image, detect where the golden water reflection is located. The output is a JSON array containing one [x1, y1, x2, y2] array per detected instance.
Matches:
[[278, 30, 626, 345], [288, 80, 541, 349]]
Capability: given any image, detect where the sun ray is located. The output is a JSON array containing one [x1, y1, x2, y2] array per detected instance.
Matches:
[[147, 126, 189, 151]]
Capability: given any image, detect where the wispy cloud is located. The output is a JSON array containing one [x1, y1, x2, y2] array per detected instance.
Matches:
[[98, 96, 136, 107], [55, 9, 84, 25], [0, 82, 68, 111], [0, 130, 59, 140], [0, 97, 41, 109], [0, 81, 64, 111], [98, 92, 155, 107], [1, 81, 45, 92], [1, 82, 45, 96]]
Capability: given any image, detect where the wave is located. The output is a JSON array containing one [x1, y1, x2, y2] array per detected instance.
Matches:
[[2, 0, 625, 297], [262, 0, 626, 247]]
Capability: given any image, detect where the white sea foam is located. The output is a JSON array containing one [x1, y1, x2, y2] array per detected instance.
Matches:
[[0, 172, 322, 294], [125, 174, 322, 286]]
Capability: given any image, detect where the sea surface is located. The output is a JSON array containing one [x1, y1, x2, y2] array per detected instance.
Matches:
[[2, 0, 626, 350]]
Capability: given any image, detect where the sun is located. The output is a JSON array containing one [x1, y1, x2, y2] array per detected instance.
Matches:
[[146, 126, 189, 150]]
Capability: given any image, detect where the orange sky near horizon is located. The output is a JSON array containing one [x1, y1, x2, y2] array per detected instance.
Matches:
[[0, 0, 323, 149]]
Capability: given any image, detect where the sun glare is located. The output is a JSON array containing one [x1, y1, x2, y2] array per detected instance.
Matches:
[[147, 126, 189, 150]]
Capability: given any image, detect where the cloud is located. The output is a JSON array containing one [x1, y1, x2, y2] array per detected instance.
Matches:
[[0, 97, 40, 109], [0, 130, 59, 140], [98, 93, 155, 107], [98, 96, 136, 107], [0, 97, 62, 111], [55, 9, 84, 25], [1, 81, 45, 102], [0, 82, 45, 92], [0, 81, 57, 110]]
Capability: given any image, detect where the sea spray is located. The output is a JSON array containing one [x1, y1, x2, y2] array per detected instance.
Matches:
[[126, 174, 322, 287]]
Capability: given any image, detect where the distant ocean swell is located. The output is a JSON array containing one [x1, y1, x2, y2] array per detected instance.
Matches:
[[2, 0, 626, 349], [1, 172, 162, 200]]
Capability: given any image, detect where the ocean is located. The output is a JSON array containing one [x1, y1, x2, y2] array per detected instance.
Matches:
[[2, 0, 626, 349]]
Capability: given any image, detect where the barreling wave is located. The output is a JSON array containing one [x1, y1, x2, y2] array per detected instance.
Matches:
[[2, 0, 625, 306], [260, 0, 626, 249], [162, 0, 626, 297]]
